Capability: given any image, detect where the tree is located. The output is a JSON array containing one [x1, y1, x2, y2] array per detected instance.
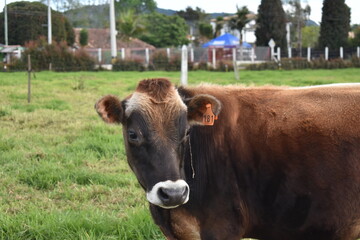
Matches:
[[79, 28, 88, 46], [176, 7, 208, 44], [302, 26, 319, 48], [115, 0, 157, 15], [318, 0, 350, 48], [229, 6, 251, 46], [116, 10, 146, 41], [284, 0, 311, 52], [214, 17, 224, 38], [139, 13, 189, 48], [255, 0, 287, 48], [0, 1, 75, 46], [350, 26, 360, 47], [199, 23, 213, 40]]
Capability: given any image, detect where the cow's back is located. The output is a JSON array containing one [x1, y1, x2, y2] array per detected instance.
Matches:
[[182, 83, 360, 239]]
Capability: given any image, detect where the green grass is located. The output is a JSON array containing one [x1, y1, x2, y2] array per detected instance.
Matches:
[[0, 69, 360, 239]]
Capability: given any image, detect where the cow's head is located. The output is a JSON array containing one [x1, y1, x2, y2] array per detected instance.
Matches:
[[95, 78, 221, 209]]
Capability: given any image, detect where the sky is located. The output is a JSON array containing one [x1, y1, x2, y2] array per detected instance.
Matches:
[[155, 0, 360, 25], [1, 0, 359, 25]]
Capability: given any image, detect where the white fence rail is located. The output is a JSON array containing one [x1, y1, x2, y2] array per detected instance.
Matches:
[[83, 46, 360, 69]]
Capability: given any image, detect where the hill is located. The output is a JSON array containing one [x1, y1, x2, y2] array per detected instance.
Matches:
[[64, 5, 318, 29], [64, 5, 232, 28]]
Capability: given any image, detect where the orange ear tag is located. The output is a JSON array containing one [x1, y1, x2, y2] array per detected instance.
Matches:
[[202, 104, 218, 126]]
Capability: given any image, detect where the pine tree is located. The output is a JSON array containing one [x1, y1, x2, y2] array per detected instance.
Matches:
[[318, 0, 350, 48], [255, 0, 287, 48]]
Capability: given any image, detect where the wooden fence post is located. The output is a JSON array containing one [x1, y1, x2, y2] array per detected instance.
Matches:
[[232, 48, 239, 81], [212, 48, 216, 69], [27, 54, 31, 103], [167, 48, 171, 60], [325, 47, 329, 60], [340, 47, 343, 59], [307, 47, 311, 62], [288, 47, 292, 58], [181, 45, 188, 86]]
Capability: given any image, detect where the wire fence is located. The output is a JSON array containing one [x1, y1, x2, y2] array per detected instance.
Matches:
[[1, 46, 360, 72]]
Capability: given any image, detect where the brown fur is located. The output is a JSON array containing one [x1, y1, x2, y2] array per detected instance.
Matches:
[[96, 79, 360, 240]]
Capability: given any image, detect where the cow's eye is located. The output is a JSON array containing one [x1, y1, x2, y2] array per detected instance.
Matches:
[[128, 130, 138, 142]]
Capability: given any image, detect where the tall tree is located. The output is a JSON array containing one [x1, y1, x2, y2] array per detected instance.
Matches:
[[0, 1, 75, 45], [318, 0, 350, 48], [116, 10, 146, 41], [255, 0, 287, 48], [115, 0, 156, 14], [79, 28, 88, 46], [302, 26, 320, 48], [139, 13, 189, 47], [229, 6, 251, 46], [176, 7, 208, 44], [284, 0, 311, 52], [214, 17, 224, 38]]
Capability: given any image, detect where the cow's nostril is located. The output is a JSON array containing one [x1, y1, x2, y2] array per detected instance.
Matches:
[[158, 187, 170, 201]]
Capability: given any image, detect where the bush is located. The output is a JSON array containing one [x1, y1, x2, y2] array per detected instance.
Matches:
[[8, 37, 95, 72], [214, 60, 234, 72], [150, 50, 169, 71], [166, 55, 181, 71], [112, 58, 145, 71]]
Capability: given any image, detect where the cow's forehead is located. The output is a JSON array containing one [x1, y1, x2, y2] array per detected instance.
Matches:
[[125, 87, 187, 120]]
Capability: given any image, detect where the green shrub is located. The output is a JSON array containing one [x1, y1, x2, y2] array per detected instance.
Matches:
[[214, 60, 234, 72], [150, 50, 169, 71], [165, 55, 181, 71], [7, 37, 95, 72], [112, 58, 145, 71]]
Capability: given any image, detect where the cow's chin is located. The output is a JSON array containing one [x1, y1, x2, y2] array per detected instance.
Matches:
[[146, 180, 190, 209]]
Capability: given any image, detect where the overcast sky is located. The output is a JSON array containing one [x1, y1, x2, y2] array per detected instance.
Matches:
[[1, 0, 359, 25], [155, 0, 360, 25]]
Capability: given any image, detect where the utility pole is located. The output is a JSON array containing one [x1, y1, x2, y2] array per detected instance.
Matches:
[[4, 0, 8, 46], [109, 0, 117, 59], [47, 0, 52, 44]]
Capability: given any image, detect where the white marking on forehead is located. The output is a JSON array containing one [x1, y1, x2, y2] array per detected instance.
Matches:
[[291, 83, 360, 90], [125, 89, 187, 117]]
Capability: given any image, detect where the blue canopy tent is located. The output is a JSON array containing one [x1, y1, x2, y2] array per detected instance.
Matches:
[[202, 33, 252, 48]]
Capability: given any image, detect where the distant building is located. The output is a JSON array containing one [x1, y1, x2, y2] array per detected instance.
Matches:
[[73, 28, 155, 50]]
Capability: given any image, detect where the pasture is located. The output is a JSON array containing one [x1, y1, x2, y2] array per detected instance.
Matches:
[[1, 69, 360, 239]]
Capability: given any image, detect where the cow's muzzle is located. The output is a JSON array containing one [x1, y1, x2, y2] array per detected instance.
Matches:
[[146, 180, 189, 209]]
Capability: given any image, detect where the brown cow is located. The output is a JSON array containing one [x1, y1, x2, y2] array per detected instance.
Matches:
[[96, 78, 360, 240]]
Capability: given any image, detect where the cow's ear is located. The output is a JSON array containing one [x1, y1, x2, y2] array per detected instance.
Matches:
[[185, 94, 222, 125], [95, 95, 124, 124]]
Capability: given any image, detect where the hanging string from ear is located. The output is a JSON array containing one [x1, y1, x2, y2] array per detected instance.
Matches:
[[188, 135, 195, 179]]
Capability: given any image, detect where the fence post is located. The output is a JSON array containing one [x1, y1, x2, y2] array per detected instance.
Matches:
[[145, 48, 149, 67], [212, 48, 216, 69], [167, 48, 171, 60], [232, 48, 239, 80], [307, 47, 311, 62], [277, 47, 281, 61], [251, 47, 255, 63], [27, 54, 31, 104], [340, 47, 343, 59], [181, 45, 188, 86], [288, 47, 292, 58], [325, 47, 329, 60], [357, 47, 359, 58], [17, 47, 22, 59], [190, 47, 194, 62], [121, 48, 125, 60], [98, 48, 102, 63]]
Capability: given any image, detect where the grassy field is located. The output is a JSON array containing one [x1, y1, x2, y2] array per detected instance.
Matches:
[[1, 69, 360, 240]]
